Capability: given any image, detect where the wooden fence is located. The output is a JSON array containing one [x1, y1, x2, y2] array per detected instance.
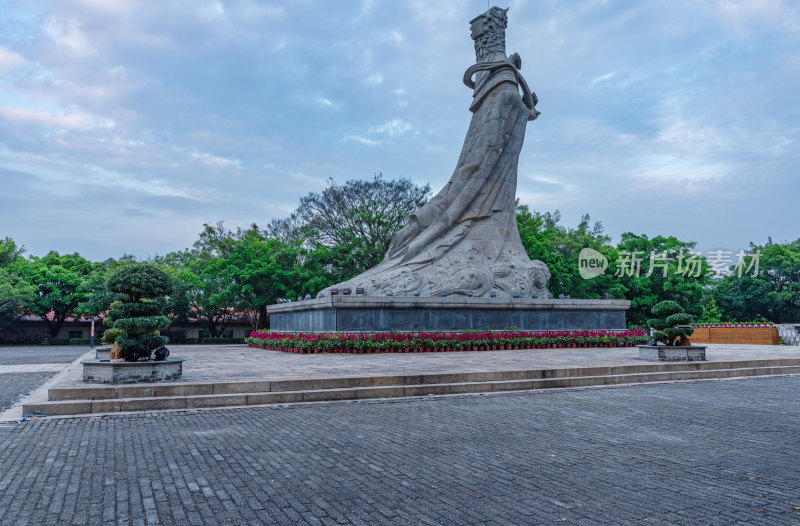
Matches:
[[691, 327, 779, 345]]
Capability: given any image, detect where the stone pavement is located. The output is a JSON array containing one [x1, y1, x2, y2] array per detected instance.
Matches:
[[1, 375, 800, 525], [46, 342, 800, 387], [0, 346, 88, 414], [8, 342, 800, 419], [0, 345, 88, 366]]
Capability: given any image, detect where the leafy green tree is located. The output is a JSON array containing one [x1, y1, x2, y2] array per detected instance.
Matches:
[[647, 300, 694, 346], [697, 294, 723, 323], [107, 264, 172, 361], [76, 255, 139, 321], [270, 174, 431, 275], [516, 206, 624, 299], [613, 233, 710, 326], [0, 270, 34, 329], [0, 238, 34, 329], [0, 237, 25, 266], [17, 251, 95, 338], [712, 238, 800, 322]]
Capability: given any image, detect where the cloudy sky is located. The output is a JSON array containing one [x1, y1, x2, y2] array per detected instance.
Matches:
[[1, 0, 798, 261]]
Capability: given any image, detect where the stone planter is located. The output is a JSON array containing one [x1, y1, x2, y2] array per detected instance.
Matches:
[[638, 345, 706, 362], [82, 357, 185, 384], [94, 347, 111, 360]]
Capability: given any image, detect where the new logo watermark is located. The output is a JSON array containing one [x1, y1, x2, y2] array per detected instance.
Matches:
[[578, 248, 608, 279], [577, 248, 761, 280]]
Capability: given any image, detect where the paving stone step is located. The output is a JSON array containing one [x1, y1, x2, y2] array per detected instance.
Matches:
[[23, 364, 800, 417], [44, 358, 800, 402]]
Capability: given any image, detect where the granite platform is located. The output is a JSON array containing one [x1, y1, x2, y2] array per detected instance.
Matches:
[[267, 296, 631, 332]]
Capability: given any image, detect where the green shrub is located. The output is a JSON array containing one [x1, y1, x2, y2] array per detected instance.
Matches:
[[102, 328, 124, 344], [106, 264, 173, 361], [42, 338, 70, 345], [647, 300, 694, 346], [108, 265, 172, 302]]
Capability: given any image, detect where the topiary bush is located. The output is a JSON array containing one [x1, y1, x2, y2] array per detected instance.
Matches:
[[106, 265, 172, 361], [647, 300, 694, 346]]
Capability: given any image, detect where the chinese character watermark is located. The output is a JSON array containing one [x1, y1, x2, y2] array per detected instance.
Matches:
[[578, 248, 761, 280]]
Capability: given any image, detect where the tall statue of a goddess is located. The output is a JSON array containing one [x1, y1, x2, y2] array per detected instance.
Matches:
[[325, 7, 551, 298]]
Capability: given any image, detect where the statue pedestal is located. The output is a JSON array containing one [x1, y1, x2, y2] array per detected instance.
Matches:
[[638, 345, 707, 361], [267, 296, 630, 332], [82, 357, 184, 384]]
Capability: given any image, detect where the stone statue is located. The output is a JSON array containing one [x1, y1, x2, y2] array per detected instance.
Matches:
[[325, 6, 550, 298]]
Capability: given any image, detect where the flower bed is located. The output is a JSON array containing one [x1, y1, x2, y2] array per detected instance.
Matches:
[[246, 329, 649, 354]]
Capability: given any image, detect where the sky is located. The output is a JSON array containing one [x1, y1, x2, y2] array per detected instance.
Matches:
[[0, 0, 798, 261]]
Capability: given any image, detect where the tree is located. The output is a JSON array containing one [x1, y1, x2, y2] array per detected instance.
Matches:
[[107, 264, 172, 361], [613, 233, 710, 326], [712, 238, 800, 322], [647, 300, 694, 346], [0, 237, 24, 266], [76, 256, 139, 321], [516, 205, 625, 299], [0, 238, 33, 329], [17, 251, 95, 338], [190, 231, 343, 332], [272, 174, 431, 274], [697, 294, 722, 323]]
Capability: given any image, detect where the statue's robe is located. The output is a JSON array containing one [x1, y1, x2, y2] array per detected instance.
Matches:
[[326, 52, 550, 298]]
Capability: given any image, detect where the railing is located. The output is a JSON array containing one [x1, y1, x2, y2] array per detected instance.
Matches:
[[777, 324, 800, 346]]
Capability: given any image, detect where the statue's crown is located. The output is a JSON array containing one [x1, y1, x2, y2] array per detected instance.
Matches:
[[469, 7, 508, 40], [469, 6, 508, 29]]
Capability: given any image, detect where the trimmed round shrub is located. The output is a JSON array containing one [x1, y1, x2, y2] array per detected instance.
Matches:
[[101, 328, 124, 344], [106, 264, 173, 361], [108, 265, 172, 302], [647, 300, 694, 346]]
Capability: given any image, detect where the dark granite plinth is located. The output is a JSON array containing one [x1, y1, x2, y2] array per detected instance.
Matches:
[[267, 296, 630, 332]]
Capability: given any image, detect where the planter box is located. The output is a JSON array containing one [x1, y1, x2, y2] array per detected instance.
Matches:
[[691, 327, 778, 345], [94, 347, 111, 360], [82, 357, 184, 384], [638, 345, 706, 361]]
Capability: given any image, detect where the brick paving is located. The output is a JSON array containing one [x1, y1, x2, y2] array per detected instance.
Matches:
[[40, 342, 800, 390], [1, 375, 799, 525], [0, 346, 89, 416], [0, 345, 88, 366], [0, 372, 58, 412]]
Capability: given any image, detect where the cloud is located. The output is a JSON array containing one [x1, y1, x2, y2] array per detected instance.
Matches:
[[588, 71, 616, 87], [369, 119, 412, 136], [342, 134, 380, 146], [365, 73, 383, 85], [0, 106, 97, 129], [0, 47, 24, 73], [0, 0, 797, 260], [312, 96, 341, 110]]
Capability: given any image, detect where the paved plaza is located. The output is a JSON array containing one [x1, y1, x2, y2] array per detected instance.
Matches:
[[1, 345, 800, 524], [0, 346, 88, 415], [36, 342, 800, 387], [0, 373, 799, 524]]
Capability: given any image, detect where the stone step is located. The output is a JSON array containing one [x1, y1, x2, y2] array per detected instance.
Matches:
[[22, 364, 800, 417], [45, 358, 800, 402]]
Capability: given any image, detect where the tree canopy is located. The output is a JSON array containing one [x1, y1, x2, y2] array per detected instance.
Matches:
[[1, 177, 796, 338]]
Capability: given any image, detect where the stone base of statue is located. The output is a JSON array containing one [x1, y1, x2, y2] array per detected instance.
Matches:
[[638, 345, 707, 362], [268, 296, 630, 332], [82, 357, 184, 384]]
